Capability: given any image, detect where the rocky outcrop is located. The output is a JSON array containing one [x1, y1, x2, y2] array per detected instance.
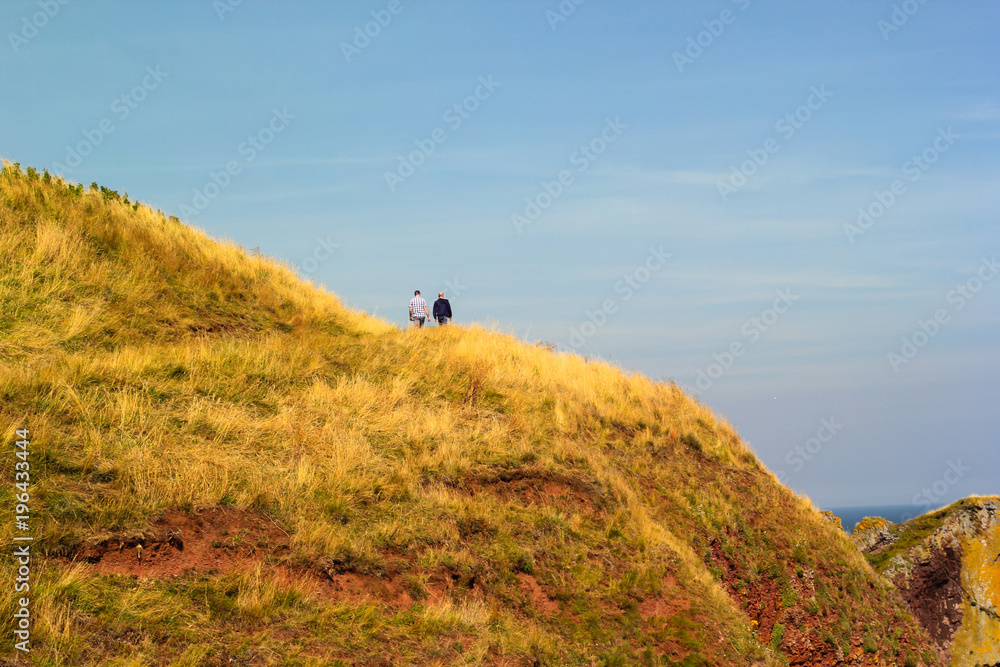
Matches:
[[852, 516, 896, 552], [819, 509, 843, 531], [853, 498, 1000, 667]]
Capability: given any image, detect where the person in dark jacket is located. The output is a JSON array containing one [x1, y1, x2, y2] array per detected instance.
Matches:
[[433, 292, 452, 325]]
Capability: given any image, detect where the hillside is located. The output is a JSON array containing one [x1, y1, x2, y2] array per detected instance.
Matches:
[[0, 161, 941, 666], [853, 498, 1000, 666]]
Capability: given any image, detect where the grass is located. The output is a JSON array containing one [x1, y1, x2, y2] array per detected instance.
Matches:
[[0, 161, 943, 665]]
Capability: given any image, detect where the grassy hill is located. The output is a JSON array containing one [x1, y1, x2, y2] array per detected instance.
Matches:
[[0, 162, 941, 666]]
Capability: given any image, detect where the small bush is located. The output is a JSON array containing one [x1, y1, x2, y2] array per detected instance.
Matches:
[[780, 585, 799, 608], [770, 622, 785, 649], [680, 431, 702, 452], [403, 575, 428, 601], [513, 552, 534, 574]]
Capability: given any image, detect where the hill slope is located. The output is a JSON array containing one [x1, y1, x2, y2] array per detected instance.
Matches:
[[0, 162, 941, 666]]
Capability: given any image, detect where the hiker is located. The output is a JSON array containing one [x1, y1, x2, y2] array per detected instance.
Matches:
[[433, 292, 452, 325], [408, 290, 430, 328]]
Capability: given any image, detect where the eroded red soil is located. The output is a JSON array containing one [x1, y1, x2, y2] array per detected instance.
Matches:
[[462, 468, 603, 516], [74, 507, 289, 577], [71, 507, 500, 614]]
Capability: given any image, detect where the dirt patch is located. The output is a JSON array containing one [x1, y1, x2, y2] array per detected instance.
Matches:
[[463, 468, 602, 515], [309, 549, 487, 611], [316, 569, 416, 609], [708, 539, 780, 636], [69, 508, 433, 611], [517, 573, 559, 615], [639, 574, 690, 621], [637, 594, 691, 623], [73, 506, 290, 577], [70, 506, 499, 618], [706, 539, 848, 666]]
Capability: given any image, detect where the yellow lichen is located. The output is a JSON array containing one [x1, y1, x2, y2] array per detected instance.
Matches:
[[950, 522, 1000, 666], [854, 516, 892, 534]]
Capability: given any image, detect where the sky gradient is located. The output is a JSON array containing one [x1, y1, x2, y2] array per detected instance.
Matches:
[[2, 0, 998, 509]]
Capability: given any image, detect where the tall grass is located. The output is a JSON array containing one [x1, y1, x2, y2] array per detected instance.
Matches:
[[0, 161, 941, 665]]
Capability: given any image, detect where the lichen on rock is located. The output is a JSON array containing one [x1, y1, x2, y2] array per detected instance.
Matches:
[[883, 554, 912, 583], [950, 503, 1000, 666], [819, 510, 842, 531], [855, 497, 1000, 667], [851, 516, 897, 552]]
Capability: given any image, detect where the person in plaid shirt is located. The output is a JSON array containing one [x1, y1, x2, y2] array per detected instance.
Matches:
[[408, 290, 430, 328]]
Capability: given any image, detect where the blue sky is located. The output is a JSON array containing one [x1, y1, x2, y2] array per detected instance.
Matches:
[[2, 0, 998, 509]]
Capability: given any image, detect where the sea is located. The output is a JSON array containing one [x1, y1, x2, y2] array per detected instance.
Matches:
[[825, 505, 925, 534]]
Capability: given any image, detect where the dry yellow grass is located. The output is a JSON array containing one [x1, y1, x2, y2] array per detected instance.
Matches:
[[0, 161, 941, 666]]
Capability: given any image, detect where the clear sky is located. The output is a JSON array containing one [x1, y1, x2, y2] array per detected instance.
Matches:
[[2, 0, 998, 509]]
